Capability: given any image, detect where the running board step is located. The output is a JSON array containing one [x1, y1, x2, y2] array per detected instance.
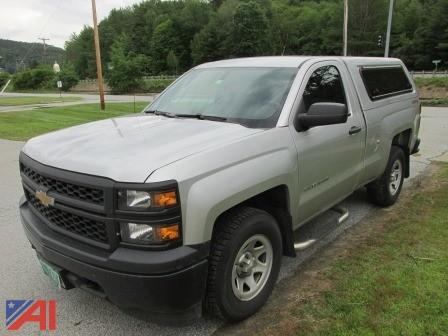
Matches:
[[293, 206, 349, 251]]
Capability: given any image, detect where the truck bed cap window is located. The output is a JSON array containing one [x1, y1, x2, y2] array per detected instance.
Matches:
[[360, 66, 412, 100]]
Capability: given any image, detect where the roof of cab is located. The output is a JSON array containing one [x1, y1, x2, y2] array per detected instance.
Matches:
[[195, 56, 403, 68]]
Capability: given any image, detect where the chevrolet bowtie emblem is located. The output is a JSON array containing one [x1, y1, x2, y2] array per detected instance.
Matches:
[[35, 190, 54, 207]]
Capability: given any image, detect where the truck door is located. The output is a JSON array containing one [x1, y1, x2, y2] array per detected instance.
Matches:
[[289, 61, 365, 223]]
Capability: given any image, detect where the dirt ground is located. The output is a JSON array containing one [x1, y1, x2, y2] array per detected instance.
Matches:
[[215, 165, 438, 336], [419, 86, 448, 99]]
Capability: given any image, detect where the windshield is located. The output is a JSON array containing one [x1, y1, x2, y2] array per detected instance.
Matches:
[[147, 67, 298, 128]]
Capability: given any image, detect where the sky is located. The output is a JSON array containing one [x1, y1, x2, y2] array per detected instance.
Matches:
[[0, 0, 143, 49]]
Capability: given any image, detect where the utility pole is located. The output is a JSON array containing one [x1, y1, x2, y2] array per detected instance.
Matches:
[[343, 0, 348, 56], [38, 37, 50, 64], [16, 58, 23, 72], [384, 0, 394, 57], [91, 0, 105, 110]]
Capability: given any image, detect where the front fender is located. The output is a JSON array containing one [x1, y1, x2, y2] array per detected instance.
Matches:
[[147, 128, 298, 245], [184, 148, 297, 245]]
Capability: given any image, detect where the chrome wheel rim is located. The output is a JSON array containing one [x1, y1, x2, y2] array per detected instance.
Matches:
[[389, 159, 402, 196], [231, 234, 273, 301]]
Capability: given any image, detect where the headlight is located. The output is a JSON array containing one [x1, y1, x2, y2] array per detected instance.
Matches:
[[122, 190, 151, 208], [117, 189, 177, 210], [120, 222, 180, 245]]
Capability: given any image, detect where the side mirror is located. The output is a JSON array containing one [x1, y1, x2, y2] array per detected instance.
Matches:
[[296, 102, 348, 130]]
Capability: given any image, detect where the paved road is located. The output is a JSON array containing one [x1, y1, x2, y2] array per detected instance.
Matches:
[[0, 92, 156, 113], [0, 107, 447, 335]]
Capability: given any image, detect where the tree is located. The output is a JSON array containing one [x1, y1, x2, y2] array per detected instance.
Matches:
[[172, 0, 212, 68], [191, 0, 240, 64], [100, 8, 135, 66], [151, 19, 181, 74], [220, 1, 271, 57], [65, 0, 448, 77], [347, 0, 388, 56], [65, 27, 97, 79], [58, 63, 79, 91], [224, 1, 271, 57], [407, 0, 448, 69], [390, 0, 424, 67], [191, 13, 228, 64], [166, 50, 179, 74], [106, 35, 148, 93]]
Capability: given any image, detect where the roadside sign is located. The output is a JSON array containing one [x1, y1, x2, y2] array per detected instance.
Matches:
[[432, 60, 442, 72], [57, 81, 62, 88]]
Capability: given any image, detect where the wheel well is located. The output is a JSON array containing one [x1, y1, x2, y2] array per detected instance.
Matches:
[[392, 129, 411, 178], [213, 185, 296, 257]]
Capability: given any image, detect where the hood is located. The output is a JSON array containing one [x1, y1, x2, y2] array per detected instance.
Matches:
[[22, 114, 263, 182]]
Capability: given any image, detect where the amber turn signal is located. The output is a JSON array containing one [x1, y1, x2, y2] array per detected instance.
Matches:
[[156, 224, 180, 241], [153, 191, 177, 207]]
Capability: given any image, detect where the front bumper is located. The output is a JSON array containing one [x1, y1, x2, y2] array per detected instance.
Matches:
[[20, 197, 209, 320]]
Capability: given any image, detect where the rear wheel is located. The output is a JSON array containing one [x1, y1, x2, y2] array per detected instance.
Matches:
[[367, 146, 406, 207], [205, 206, 282, 322]]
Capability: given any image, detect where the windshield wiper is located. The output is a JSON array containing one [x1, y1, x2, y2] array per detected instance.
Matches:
[[145, 110, 178, 118], [175, 113, 227, 122]]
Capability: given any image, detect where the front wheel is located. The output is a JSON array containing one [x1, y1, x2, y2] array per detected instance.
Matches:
[[367, 146, 406, 207], [205, 206, 282, 322]]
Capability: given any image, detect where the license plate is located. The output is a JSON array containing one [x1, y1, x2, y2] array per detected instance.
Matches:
[[38, 258, 62, 289]]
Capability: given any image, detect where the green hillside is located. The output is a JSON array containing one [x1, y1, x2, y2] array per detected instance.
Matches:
[[0, 39, 65, 73]]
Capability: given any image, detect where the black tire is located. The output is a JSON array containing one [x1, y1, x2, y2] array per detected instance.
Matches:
[[367, 146, 406, 207], [205, 206, 282, 322]]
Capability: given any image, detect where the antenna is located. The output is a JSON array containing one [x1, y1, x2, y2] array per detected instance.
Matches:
[[38, 37, 50, 64]]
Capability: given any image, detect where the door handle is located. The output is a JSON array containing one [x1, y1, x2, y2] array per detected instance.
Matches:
[[349, 126, 362, 135]]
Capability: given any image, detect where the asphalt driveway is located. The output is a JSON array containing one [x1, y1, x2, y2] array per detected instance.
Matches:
[[0, 107, 447, 335]]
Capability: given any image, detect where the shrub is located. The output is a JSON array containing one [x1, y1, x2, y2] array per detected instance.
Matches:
[[13, 66, 55, 90], [0, 72, 10, 88]]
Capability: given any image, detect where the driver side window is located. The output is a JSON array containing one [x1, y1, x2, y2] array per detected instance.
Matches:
[[303, 65, 346, 111]]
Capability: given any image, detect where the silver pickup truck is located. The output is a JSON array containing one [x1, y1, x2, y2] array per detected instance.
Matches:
[[19, 56, 420, 323]]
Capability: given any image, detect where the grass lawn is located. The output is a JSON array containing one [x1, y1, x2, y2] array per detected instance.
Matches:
[[0, 96, 82, 106], [421, 98, 448, 107], [294, 164, 448, 335], [143, 78, 175, 92], [0, 102, 148, 141], [414, 76, 448, 88]]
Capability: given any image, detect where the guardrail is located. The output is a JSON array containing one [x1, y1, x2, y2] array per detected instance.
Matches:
[[410, 71, 448, 77], [143, 75, 178, 80], [78, 75, 178, 85]]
